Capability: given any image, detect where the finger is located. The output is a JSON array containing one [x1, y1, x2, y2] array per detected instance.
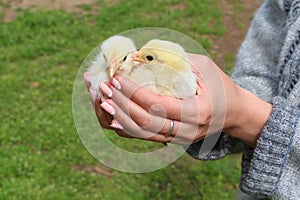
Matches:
[[160, 118, 205, 143], [102, 80, 205, 141], [101, 98, 204, 144], [110, 119, 124, 130], [114, 129, 135, 138], [94, 98, 113, 129], [111, 88, 185, 135], [114, 76, 185, 120], [99, 82, 113, 98], [102, 98, 176, 142], [111, 89, 167, 133], [105, 98, 157, 139], [115, 128, 173, 143], [115, 76, 203, 124], [110, 90, 203, 142]]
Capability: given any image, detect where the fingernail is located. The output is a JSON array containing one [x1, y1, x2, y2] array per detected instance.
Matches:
[[111, 78, 121, 90], [100, 102, 115, 115], [96, 93, 102, 101], [100, 83, 112, 97], [100, 95, 106, 103], [110, 121, 124, 130]]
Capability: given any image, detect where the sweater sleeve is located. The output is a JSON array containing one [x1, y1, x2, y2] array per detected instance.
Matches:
[[240, 97, 300, 199], [230, 0, 287, 102], [186, 0, 300, 199], [239, 0, 300, 198], [185, 0, 287, 160]]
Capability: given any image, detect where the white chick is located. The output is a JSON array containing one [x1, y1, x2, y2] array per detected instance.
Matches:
[[88, 35, 136, 91]]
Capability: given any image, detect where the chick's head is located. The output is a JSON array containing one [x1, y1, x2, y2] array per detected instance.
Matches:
[[100, 35, 136, 77], [132, 39, 189, 71]]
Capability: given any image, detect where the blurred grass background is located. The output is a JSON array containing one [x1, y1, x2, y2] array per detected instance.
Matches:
[[0, 0, 260, 199]]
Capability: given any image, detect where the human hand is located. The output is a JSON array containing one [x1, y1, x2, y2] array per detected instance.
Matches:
[[96, 54, 228, 145], [90, 54, 272, 146]]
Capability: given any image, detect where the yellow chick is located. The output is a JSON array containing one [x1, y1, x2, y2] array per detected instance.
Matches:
[[114, 39, 197, 99]]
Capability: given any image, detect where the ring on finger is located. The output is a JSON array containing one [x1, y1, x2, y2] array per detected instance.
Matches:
[[167, 119, 175, 136]]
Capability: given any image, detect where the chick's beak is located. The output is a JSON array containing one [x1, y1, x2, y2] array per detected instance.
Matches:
[[108, 60, 118, 77], [108, 65, 117, 77], [132, 51, 145, 63]]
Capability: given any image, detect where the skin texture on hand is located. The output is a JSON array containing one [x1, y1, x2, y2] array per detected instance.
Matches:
[[84, 54, 272, 147]]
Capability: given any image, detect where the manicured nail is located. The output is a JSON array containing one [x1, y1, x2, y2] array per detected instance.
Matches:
[[110, 120, 124, 130], [96, 93, 102, 101], [100, 95, 105, 103], [111, 78, 121, 90], [100, 83, 112, 97], [100, 102, 115, 115]]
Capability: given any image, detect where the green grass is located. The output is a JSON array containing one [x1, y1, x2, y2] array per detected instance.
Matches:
[[225, 52, 236, 72], [0, 1, 241, 199], [76, 4, 93, 12]]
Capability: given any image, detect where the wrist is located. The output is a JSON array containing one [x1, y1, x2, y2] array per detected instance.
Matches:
[[223, 84, 272, 147]]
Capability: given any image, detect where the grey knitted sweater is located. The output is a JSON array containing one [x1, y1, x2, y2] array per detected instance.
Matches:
[[186, 0, 300, 199]]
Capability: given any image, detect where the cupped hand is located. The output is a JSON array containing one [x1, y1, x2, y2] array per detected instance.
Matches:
[[97, 54, 235, 145], [86, 54, 272, 147]]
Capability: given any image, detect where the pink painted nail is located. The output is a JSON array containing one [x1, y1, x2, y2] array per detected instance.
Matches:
[[111, 78, 121, 90], [100, 83, 112, 97], [100, 102, 115, 115], [110, 120, 124, 130], [100, 95, 106, 103]]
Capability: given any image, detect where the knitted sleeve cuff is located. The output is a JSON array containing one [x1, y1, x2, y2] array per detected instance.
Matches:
[[240, 96, 300, 197]]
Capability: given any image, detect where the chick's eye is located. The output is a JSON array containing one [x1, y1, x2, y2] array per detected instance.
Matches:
[[146, 55, 154, 61], [122, 55, 127, 61]]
